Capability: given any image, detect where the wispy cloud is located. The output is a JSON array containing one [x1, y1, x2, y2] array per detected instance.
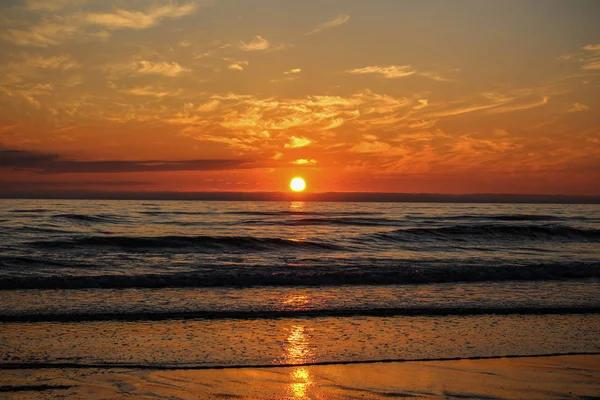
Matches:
[[84, 3, 198, 30], [418, 71, 451, 82], [346, 65, 450, 81], [239, 35, 270, 51], [135, 61, 190, 76], [284, 68, 302, 75], [25, 55, 80, 70], [350, 141, 391, 153], [271, 68, 302, 83], [347, 65, 416, 79], [226, 59, 249, 71], [584, 44, 600, 51], [565, 102, 589, 113], [582, 60, 600, 70], [559, 44, 600, 71], [3, 2, 200, 47], [292, 159, 317, 165], [123, 86, 182, 97], [485, 96, 548, 114], [2, 22, 80, 47], [285, 136, 312, 148], [582, 44, 600, 70], [305, 14, 350, 35]]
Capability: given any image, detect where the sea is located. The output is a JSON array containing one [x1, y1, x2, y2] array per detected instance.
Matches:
[[0, 199, 599, 369]]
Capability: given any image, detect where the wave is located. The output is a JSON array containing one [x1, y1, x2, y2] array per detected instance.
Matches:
[[1, 262, 598, 290], [3, 306, 599, 323], [52, 213, 123, 224], [28, 235, 343, 252], [139, 211, 215, 216], [7, 226, 71, 234], [227, 211, 383, 217], [0, 256, 73, 268], [405, 214, 577, 222], [1, 352, 599, 371], [243, 217, 399, 227], [10, 209, 52, 214], [372, 224, 600, 242]]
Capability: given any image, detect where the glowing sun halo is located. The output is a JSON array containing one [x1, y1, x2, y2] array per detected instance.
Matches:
[[290, 177, 306, 192]]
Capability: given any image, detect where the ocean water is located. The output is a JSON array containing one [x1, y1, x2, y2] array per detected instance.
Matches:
[[0, 199, 599, 368]]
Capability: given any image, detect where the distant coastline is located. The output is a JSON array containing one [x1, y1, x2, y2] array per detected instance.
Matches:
[[1, 191, 599, 204]]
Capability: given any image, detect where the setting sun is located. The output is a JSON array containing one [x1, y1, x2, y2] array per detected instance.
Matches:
[[290, 177, 306, 192]]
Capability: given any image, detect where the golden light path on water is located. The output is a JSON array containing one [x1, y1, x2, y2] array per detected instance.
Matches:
[[279, 290, 315, 398], [284, 325, 313, 399]]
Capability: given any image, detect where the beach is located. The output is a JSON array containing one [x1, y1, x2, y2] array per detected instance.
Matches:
[[1, 355, 599, 399]]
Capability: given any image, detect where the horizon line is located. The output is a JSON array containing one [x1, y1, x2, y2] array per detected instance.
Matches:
[[1, 191, 599, 204]]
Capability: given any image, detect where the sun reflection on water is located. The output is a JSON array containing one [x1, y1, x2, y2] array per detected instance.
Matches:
[[282, 295, 309, 309], [290, 367, 313, 398], [283, 324, 314, 398], [290, 201, 306, 212], [285, 325, 311, 364]]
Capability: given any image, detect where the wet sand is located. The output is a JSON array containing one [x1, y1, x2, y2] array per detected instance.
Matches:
[[1, 355, 599, 399]]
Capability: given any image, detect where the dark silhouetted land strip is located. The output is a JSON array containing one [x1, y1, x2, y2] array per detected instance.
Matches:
[[1, 191, 599, 204]]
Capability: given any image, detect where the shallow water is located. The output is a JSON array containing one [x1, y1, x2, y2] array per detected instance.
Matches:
[[0, 200, 599, 368]]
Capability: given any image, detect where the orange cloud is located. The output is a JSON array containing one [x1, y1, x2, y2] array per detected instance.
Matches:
[[305, 14, 350, 35]]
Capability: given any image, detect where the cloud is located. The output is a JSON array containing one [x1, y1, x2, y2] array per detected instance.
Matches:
[[0, 148, 253, 174], [581, 44, 600, 70], [582, 59, 600, 70], [324, 118, 344, 130], [2, 22, 80, 47], [485, 96, 548, 114], [424, 92, 518, 118], [239, 35, 270, 51], [346, 66, 449, 81], [228, 60, 249, 71], [84, 3, 198, 30], [196, 99, 220, 112], [123, 86, 182, 97], [408, 119, 437, 129], [292, 159, 317, 165], [305, 14, 350, 35], [3, 2, 200, 47], [144, 90, 415, 152], [346, 65, 416, 79], [272, 68, 302, 83], [135, 61, 190, 76], [565, 102, 589, 113], [418, 71, 451, 82], [24, 55, 80, 70], [285, 136, 312, 148], [560, 44, 600, 71], [350, 141, 391, 153]]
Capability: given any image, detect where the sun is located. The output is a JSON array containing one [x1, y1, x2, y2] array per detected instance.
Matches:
[[290, 177, 306, 192]]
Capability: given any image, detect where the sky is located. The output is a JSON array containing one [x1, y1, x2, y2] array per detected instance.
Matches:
[[0, 0, 599, 195]]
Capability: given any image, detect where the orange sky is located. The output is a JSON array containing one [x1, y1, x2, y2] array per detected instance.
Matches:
[[1, 0, 599, 195]]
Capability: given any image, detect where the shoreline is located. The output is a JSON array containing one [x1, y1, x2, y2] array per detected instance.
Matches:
[[1, 354, 599, 399]]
